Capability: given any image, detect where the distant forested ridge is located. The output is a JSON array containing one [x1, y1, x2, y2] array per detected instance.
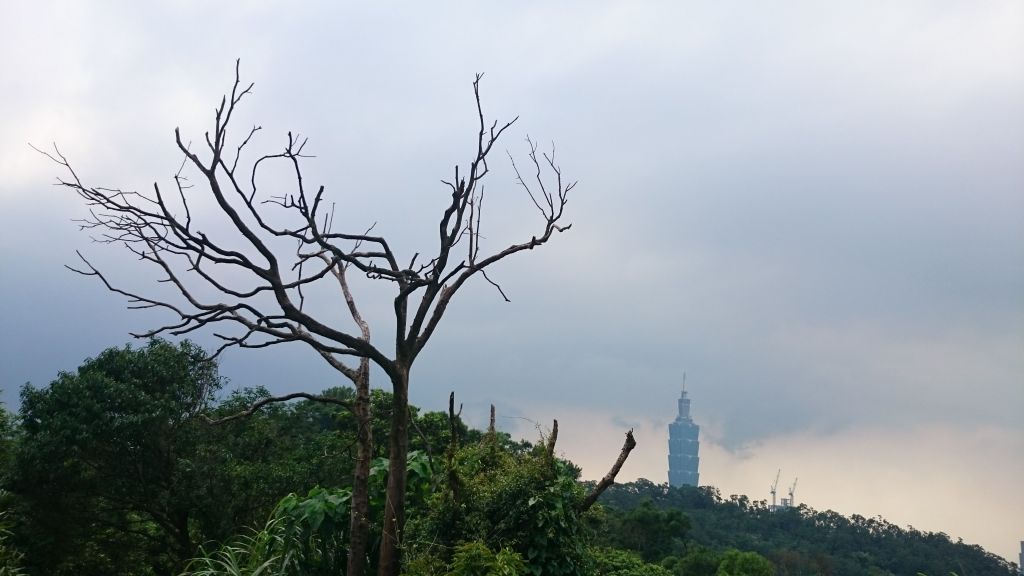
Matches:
[[596, 479, 1018, 576]]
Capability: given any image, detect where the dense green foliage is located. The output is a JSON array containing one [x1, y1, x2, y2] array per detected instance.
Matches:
[[446, 541, 527, 576], [0, 341, 1017, 576], [12, 340, 224, 574], [589, 548, 672, 576], [600, 500, 690, 562], [0, 506, 25, 576], [184, 486, 354, 576], [405, 437, 590, 575], [715, 550, 774, 576], [5, 342, 442, 575]]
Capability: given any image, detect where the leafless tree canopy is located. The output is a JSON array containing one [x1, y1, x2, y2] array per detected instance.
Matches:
[[38, 62, 573, 381], [38, 61, 574, 576]]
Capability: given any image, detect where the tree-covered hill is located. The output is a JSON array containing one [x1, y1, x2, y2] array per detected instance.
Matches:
[[597, 480, 1018, 576]]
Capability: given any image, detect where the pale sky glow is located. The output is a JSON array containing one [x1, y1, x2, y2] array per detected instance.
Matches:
[[1, 0, 1022, 563]]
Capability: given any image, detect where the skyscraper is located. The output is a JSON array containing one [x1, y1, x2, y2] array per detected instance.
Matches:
[[668, 386, 700, 487]]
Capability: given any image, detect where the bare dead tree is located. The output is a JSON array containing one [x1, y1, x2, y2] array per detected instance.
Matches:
[[545, 419, 559, 458], [580, 429, 637, 511], [39, 61, 573, 576]]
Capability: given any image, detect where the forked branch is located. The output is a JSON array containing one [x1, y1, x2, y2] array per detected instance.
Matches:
[[580, 429, 637, 511]]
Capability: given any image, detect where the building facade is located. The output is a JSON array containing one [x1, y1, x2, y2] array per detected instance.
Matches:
[[668, 387, 700, 487]]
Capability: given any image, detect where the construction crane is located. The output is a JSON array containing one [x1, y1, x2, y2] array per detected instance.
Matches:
[[770, 469, 781, 509], [787, 477, 798, 507]]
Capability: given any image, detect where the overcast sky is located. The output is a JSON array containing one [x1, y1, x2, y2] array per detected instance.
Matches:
[[2, 0, 1021, 563]]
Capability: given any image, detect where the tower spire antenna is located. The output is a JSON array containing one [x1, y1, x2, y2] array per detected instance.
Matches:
[[770, 469, 781, 510]]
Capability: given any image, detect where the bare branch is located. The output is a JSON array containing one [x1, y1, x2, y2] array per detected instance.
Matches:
[[203, 392, 355, 425], [546, 419, 559, 458], [580, 429, 637, 512]]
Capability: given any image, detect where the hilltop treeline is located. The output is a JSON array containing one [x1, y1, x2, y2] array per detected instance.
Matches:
[[0, 340, 1016, 575], [594, 477, 1016, 575]]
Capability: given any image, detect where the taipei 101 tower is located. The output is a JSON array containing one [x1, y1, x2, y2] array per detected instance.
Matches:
[[668, 380, 701, 487]]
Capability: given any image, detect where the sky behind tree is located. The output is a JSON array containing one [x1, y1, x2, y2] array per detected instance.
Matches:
[[1, 0, 1021, 563]]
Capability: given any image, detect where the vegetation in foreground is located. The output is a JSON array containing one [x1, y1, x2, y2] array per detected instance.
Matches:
[[0, 340, 1016, 575]]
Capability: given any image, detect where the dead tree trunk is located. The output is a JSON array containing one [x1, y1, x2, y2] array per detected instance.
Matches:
[[347, 359, 372, 576], [378, 367, 410, 575]]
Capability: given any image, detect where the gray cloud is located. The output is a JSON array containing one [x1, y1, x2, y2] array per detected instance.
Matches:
[[2, 0, 1021, 561]]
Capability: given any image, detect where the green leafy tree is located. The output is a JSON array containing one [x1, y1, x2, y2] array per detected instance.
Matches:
[[603, 499, 690, 562], [715, 550, 773, 576], [444, 541, 527, 576], [196, 386, 358, 544], [13, 339, 220, 575], [9, 341, 362, 575], [590, 548, 673, 576], [406, 433, 592, 576], [664, 546, 721, 576]]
